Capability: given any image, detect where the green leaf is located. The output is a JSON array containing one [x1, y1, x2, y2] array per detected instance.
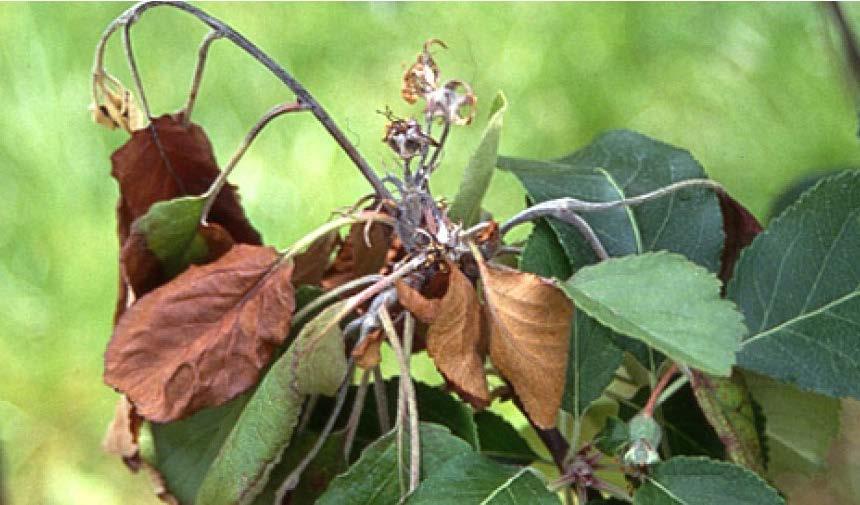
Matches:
[[633, 456, 784, 505], [562, 252, 746, 375], [594, 416, 629, 456], [473, 410, 540, 464], [132, 195, 207, 276], [144, 395, 248, 505], [316, 423, 473, 505], [499, 130, 724, 272], [405, 452, 560, 504], [744, 371, 840, 475], [449, 91, 507, 227], [728, 170, 860, 398], [690, 371, 766, 476], [195, 301, 348, 505], [520, 220, 623, 416], [250, 431, 348, 505]]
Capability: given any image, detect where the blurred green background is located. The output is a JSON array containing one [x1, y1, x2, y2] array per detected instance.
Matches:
[[2, 2, 859, 504]]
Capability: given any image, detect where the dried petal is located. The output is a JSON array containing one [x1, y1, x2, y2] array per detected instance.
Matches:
[[401, 39, 447, 104], [92, 74, 145, 132], [479, 261, 572, 428], [425, 80, 477, 126], [383, 118, 437, 160], [105, 245, 295, 422]]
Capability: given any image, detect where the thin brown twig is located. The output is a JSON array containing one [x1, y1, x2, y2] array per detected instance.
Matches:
[[93, 0, 392, 200], [182, 29, 223, 127], [200, 101, 309, 222]]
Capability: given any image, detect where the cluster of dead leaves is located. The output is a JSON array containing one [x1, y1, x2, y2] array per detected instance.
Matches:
[[396, 255, 573, 429]]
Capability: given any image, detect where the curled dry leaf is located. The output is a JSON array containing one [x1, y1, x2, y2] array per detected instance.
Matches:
[[91, 74, 145, 132], [111, 114, 261, 320], [352, 328, 383, 369], [417, 262, 490, 408], [292, 230, 339, 287], [478, 260, 572, 429], [401, 38, 446, 104], [321, 221, 393, 290], [105, 244, 295, 422], [101, 396, 180, 505]]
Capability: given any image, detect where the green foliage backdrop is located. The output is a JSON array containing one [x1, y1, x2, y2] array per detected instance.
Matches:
[[1, 2, 859, 504]]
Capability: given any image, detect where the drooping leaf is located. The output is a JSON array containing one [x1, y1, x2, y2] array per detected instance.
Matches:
[[419, 261, 489, 408], [448, 91, 507, 227], [728, 170, 860, 398], [498, 130, 724, 272], [316, 423, 473, 505], [473, 410, 540, 464], [520, 221, 623, 417], [562, 252, 746, 376], [105, 245, 295, 422], [322, 221, 393, 290], [195, 300, 348, 505], [716, 193, 762, 286], [479, 260, 572, 429], [405, 452, 559, 504], [743, 371, 840, 475], [111, 114, 261, 245], [121, 198, 235, 299], [633, 456, 784, 505], [690, 370, 766, 476], [292, 230, 339, 287], [111, 114, 261, 320]]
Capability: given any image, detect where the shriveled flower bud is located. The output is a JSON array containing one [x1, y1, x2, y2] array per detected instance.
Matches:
[[383, 118, 438, 160], [402, 39, 447, 104], [424, 80, 477, 126], [91, 73, 144, 133]]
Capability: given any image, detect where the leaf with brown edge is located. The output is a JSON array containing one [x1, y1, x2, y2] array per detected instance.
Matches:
[[419, 262, 490, 409], [111, 114, 261, 245], [478, 260, 572, 429], [717, 192, 762, 286], [111, 114, 261, 322], [105, 244, 295, 422], [292, 230, 339, 287], [321, 221, 392, 290]]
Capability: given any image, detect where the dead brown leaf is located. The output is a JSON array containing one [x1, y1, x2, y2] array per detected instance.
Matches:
[[293, 230, 339, 287], [321, 222, 392, 290], [105, 244, 295, 422], [352, 328, 383, 369], [478, 260, 572, 429], [395, 280, 441, 324], [423, 262, 490, 408], [102, 395, 143, 471], [111, 114, 262, 321]]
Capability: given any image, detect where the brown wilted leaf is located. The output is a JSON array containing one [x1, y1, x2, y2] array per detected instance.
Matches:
[[395, 280, 441, 324], [111, 114, 261, 321], [321, 222, 392, 290], [111, 114, 261, 246], [105, 244, 295, 422], [293, 230, 339, 287], [102, 395, 143, 471], [424, 261, 490, 408], [478, 260, 572, 429], [120, 222, 235, 301]]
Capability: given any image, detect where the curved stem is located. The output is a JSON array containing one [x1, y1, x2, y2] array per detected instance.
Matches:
[[182, 29, 224, 126], [293, 274, 383, 326], [200, 101, 308, 222], [94, 0, 391, 200], [643, 363, 679, 416]]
